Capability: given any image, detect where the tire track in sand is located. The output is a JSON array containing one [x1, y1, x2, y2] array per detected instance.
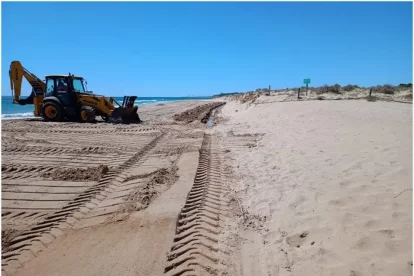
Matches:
[[164, 134, 231, 276], [1, 133, 164, 276]]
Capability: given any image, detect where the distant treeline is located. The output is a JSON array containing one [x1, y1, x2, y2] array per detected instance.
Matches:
[[212, 92, 243, 98], [213, 83, 412, 97]]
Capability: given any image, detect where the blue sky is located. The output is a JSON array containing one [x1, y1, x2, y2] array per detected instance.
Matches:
[[2, 2, 412, 97]]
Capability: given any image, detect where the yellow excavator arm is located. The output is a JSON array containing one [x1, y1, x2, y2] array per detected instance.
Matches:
[[9, 61, 46, 116]]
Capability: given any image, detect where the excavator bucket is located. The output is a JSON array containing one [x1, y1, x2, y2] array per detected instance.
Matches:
[[108, 96, 141, 124], [109, 106, 141, 124]]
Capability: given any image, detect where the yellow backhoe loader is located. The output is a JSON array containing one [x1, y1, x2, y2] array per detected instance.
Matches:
[[9, 61, 141, 123]]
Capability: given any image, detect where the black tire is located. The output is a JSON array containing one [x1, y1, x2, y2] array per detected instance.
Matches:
[[79, 106, 96, 123], [42, 101, 63, 122]]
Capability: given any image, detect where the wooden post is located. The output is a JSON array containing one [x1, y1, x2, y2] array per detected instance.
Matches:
[[306, 83, 308, 96], [298, 88, 301, 99], [369, 88, 373, 97]]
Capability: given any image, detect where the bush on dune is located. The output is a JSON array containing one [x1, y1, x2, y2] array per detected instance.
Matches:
[[315, 85, 328, 95], [328, 84, 341, 93], [342, 84, 360, 92], [366, 95, 378, 102], [399, 83, 412, 89], [374, 84, 396, 94], [315, 84, 341, 94]]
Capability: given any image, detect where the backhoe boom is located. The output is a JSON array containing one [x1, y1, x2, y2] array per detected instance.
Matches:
[[9, 61, 46, 116]]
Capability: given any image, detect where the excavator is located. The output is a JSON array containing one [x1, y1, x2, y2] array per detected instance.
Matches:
[[9, 61, 141, 124]]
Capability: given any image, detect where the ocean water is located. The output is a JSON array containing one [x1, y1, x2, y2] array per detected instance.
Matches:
[[1, 95, 211, 119]]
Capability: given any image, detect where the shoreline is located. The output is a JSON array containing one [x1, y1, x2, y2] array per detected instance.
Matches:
[[1, 98, 212, 120]]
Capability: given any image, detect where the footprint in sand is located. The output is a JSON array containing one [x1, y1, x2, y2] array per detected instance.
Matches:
[[378, 229, 395, 239], [286, 231, 309, 248], [339, 180, 353, 188], [313, 192, 323, 203], [349, 270, 362, 276], [392, 212, 405, 220], [328, 197, 352, 208], [364, 219, 381, 229], [288, 194, 308, 210], [342, 212, 358, 226], [352, 236, 373, 251]]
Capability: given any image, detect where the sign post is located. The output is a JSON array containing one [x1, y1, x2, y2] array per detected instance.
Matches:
[[303, 79, 311, 95]]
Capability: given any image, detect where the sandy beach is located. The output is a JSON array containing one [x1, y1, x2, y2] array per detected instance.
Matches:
[[213, 98, 412, 276], [1, 96, 412, 276]]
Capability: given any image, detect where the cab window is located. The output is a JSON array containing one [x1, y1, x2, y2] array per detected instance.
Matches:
[[72, 79, 85, 93], [56, 78, 69, 93], [45, 79, 55, 96]]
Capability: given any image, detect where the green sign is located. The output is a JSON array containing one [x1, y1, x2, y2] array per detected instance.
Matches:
[[303, 79, 311, 84]]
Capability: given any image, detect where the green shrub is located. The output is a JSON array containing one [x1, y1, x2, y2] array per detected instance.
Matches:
[[342, 84, 359, 92], [375, 84, 396, 94], [313, 84, 342, 94], [399, 83, 412, 88], [328, 84, 341, 93], [314, 85, 328, 95]]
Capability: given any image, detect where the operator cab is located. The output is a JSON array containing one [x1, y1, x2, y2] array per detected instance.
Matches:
[[43, 74, 91, 119], [44, 74, 89, 97]]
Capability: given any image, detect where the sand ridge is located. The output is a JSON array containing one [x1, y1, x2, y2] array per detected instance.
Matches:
[[40, 165, 109, 182]]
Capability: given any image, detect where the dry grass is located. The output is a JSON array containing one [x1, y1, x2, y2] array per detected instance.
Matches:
[[238, 92, 260, 104], [315, 84, 341, 94], [404, 93, 413, 100], [220, 83, 412, 104], [342, 84, 360, 92], [374, 84, 397, 95], [366, 96, 378, 102]]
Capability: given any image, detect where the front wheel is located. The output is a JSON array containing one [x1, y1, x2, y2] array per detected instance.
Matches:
[[79, 106, 96, 123], [42, 101, 63, 122]]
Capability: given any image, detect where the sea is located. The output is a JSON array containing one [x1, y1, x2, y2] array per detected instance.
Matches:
[[1, 95, 212, 120]]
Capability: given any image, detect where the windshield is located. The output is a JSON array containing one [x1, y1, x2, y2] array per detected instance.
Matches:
[[72, 78, 86, 93]]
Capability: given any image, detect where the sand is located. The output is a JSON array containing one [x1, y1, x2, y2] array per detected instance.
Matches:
[[211, 98, 413, 276], [1, 96, 412, 276], [1, 100, 212, 275]]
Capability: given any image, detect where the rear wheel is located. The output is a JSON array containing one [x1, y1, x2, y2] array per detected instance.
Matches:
[[42, 101, 63, 122], [79, 106, 96, 123]]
